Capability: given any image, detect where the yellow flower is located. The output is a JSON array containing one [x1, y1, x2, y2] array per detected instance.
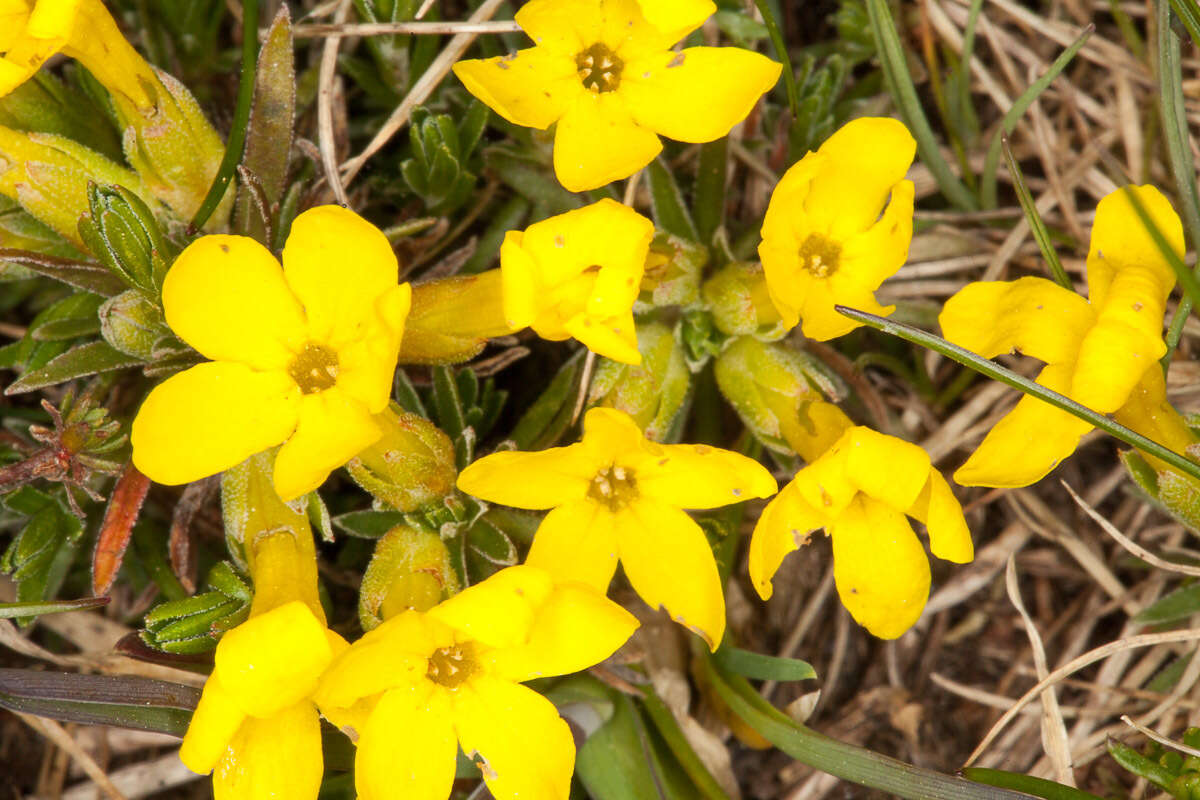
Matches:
[[501, 198, 654, 364], [749, 426, 973, 639], [457, 407, 776, 648], [131, 205, 411, 501], [452, 0, 780, 192], [314, 565, 639, 800], [758, 117, 916, 341], [636, 0, 714, 39], [180, 527, 348, 800], [0, 0, 158, 109], [939, 185, 1183, 488]]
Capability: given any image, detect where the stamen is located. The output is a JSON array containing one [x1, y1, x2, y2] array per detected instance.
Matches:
[[797, 233, 842, 278], [287, 343, 340, 394], [588, 464, 638, 511], [426, 643, 478, 689], [576, 43, 624, 92]]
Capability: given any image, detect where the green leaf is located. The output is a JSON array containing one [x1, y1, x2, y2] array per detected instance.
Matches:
[[693, 139, 726, 243], [1001, 137, 1071, 290], [714, 647, 817, 682], [1135, 582, 1200, 626], [962, 768, 1105, 799], [0, 596, 108, 620], [243, 5, 295, 206], [510, 352, 584, 450], [331, 510, 409, 539], [646, 158, 699, 242], [5, 340, 143, 394], [640, 688, 734, 800], [1107, 737, 1178, 791], [0, 668, 198, 736]]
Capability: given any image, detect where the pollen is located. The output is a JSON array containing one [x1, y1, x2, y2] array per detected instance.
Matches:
[[588, 464, 638, 511], [797, 233, 843, 278], [426, 643, 479, 689], [576, 43, 624, 93], [287, 343, 340, 394]]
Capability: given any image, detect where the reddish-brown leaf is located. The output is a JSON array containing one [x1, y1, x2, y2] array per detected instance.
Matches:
[[91, 463, 151, 596]]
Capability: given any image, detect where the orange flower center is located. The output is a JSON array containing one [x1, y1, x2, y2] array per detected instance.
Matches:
[[798, 233, 841, 278], [426, 643, 478, 689], [288, 343, 339, 394], [577, 43, 623, 93], [588, 464, 638, 511]]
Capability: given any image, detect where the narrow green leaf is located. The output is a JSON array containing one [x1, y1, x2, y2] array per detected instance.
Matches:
[[714, 647, 816, 682], [639, 688, 734, 800], [1002, 137, 1071, 289], [646, 158, 699, 242], [963, 768, 1105, 799], [1106, 737, 1178, 790], [1169, 0, 1200, 49], [752, 0, 799, 119], [865, 0, 976, 210], [1135, 582, 1200, 626], [694, 139, 727, 243], [510, 352, 584, 450], [0, 249, 125, 296], [835, 306, 1200, 483], [5, 340, 142, 394], [0, 596, 108, 619], [331, 510, 408, 539], [0, 669, 198, 736], [979, 25, 1093, 208]]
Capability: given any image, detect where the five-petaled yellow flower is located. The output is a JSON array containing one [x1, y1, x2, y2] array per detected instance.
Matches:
[[131, 205, 411, 501], [939, 185, 1184, 488], [453, 0, 781, 192], [758, 117, 916, 341], [501, 198, 653, 364], [749, 426, 973, 639], [457, 407, 777, 648], [181, 529, 347, 800], [315, 565, 638, 800]]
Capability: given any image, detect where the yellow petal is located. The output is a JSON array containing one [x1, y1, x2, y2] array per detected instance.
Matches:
[[525, 501, 621, 588], [554, 92, 662, 192], [514, 0, 600, 55], [272, 389, 381, 501], [429, 565, 553, 650], [1071, 313, 1163, 413], [939, 277, 1094, 365], [316, 611, 437, 712], [357, 685, 456, 800], [282, 205, 400, 347], [953, 363, 1093, 488], [907, 470, 973, 564], [334, 283, 411, 412], [841, 426, 931, 511], [489, 581, 639, 682], [562, 309, 642, 363], [628, 441, 776, 509], [213, 601, 332, 718], [1086, 185, 1184, 309], [500, 230, 540, 329], [798, 273, 892, 342], [579, 405, 648, 463], [452, 675, 575, 800], [457, 444, 596, 509], [635, 0, 714, 39], [830, 496, 930, 640], [213, 702, 323, 800], [453, 49, 579, 129], [834, 179, 915, 293], [131, 363, 300, 487], [615, 500, 725, 649], [621, 47, 779, 143], [180, 678, 245, 775], [802, 117, 916, 240], [162, 234, 307, 371], [747, 483, 825, 601]]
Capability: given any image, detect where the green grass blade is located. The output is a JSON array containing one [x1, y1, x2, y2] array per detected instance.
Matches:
[[979, 25, 1093, 209], [865, 0, 976, 211], [834, 305, 1200, 483], [1168, 0, 1200, 48], [753, 0, 800, 120], [0, 597, 108, 619], [1002, 136, 1071, 289], [963, 768, 1105, 800]]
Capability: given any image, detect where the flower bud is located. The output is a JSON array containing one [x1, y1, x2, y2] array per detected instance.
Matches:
[[398, 270, 516, 364], [142, 563, 252, 654], [701, 261, 785, 339], [345, 405, 457, 511], [588, 320, 691, 441], [98, 289, 174, 361], [0, 126, 157, 248], [358, 524, 460, 630], [78, 183, 174, 295], [637, 231, 706, 310], [714, 336, 850, 462]]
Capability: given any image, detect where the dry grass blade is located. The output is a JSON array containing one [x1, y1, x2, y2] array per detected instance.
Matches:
[[16, 712, 129, 800], [317, 0, 351, 205], [292, 20, 521, 37], [1119, 715, 1200, 759]]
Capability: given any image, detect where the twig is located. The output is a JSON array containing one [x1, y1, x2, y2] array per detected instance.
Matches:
[[339, 0, 509, 188], [292, 20, 520, 37], [317, 0, 352, 206]]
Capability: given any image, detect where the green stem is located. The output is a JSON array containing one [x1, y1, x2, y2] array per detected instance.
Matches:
[[189, 0, 260, 231], [753, 0, 800, 121], [699, 653, 1030, 800], [835, 305, 1200, 483], [962, 768, 1106, 800], [1002, 136, 1071, 290], [639, 688, 733, 800]]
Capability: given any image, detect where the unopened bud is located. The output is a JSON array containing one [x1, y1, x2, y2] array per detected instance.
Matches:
[[345, 404, 457, 511], [359, 525, 460, 630], [637, 232, 706, 310], [78, 183, 175, 295], [701, 261, 785, 339], [399, 270, 517, 364], [99, 289, 173, 361], [714, 336, 851, 462], [589, 320, 691, 441]]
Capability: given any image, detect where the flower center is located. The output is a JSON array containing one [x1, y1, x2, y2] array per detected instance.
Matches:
[[287, 343, 339, 394], [426, 643, 478, 689], [587, 464, 638, 511], [576, 43, 623, 93], [797, 233, 842, 278]]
